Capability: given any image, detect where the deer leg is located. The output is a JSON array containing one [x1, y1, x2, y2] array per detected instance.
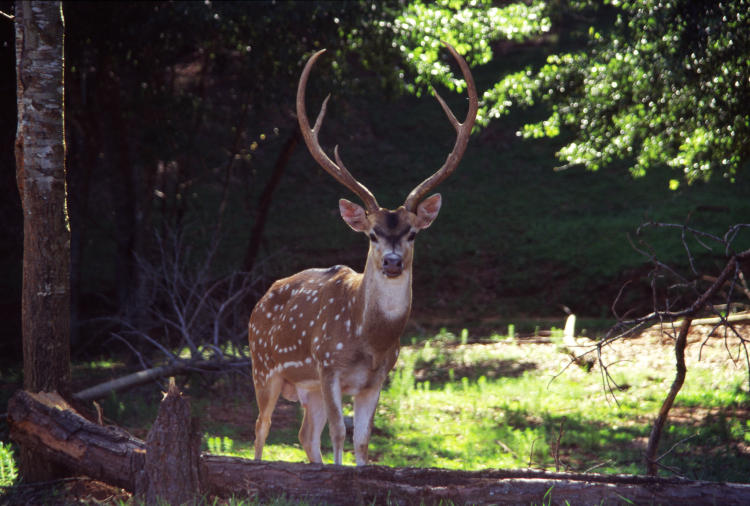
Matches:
[[353, 386, 381, 466], [321, 372, 346, 465], [298, 388, 326, 463], [253, 374, 282, 460]]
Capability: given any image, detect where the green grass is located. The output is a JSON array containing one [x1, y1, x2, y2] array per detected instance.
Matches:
[[374, 336, 750, 481], [246, 331, 750, 482]]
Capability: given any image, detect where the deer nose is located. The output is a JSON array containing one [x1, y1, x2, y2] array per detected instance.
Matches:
[[382, 253, 403, 277]]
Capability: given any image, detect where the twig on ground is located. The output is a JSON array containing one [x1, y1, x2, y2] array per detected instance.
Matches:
[[554, 419, 565, 472], [583, 459, 614, 474], [655, 433, 700, 464]]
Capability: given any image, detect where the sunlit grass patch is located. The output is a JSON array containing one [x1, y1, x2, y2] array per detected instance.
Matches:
[[252, 444, 310, 464], [365, 332, 750, 480], [192, 332, 748, 480]]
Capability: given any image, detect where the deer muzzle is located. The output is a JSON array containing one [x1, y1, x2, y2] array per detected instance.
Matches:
[[382, 253, 404, 278]]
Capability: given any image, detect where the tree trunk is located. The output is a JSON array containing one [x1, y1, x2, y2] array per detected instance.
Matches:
[[243, 128, 300, 272], [9, 389, 750, 505], [135, 378, 202, 504], [14, 0, 71, 481]]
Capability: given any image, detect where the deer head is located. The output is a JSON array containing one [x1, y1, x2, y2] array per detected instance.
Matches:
[[296, 44, 477, 281], [250, 42, 477, 466]]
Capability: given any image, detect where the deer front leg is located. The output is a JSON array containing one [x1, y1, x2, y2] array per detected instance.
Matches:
[[321, 371, 346, 465], [353, 386, 381, 466], [298, 388, 327, 463]]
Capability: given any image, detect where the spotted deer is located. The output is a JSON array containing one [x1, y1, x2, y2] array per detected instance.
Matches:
[[249, 43, 477, 466]]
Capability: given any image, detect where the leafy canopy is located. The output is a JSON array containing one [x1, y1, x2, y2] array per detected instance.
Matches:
[[392, 0, 550, 94], [389, 0, 750, 185]]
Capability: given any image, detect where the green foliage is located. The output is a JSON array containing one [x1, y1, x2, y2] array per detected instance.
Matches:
[[392, 0, 550, 94], [0, 441, 18, 487], [392, 0, 750, 183]]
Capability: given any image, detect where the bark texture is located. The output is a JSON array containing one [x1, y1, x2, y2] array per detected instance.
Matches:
[[8, 391, 145, 490], [8, 389, 750, 505], [15, 0, 71, 483], [15, 0, 70, 395], [135, 378, 202, 505]]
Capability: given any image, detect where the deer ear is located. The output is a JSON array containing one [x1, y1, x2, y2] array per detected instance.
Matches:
[[339, 198, 370, 232], [414, 193, 442, 229]]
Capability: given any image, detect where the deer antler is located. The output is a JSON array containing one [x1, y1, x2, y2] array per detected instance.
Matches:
[[403, 43, 478, 213], [296, 49, 380, 213]]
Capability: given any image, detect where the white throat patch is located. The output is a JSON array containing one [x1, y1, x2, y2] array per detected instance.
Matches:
[[371, 271, 410, 320]]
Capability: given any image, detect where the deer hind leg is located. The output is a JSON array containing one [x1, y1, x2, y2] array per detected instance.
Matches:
[[353, 386, 381, 466], [253, 373, 283, 460], [297, 388, 326, 463], [321, 372, 346, 465]]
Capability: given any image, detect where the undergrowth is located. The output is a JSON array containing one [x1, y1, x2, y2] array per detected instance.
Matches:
[[0, 441, 18, 487]]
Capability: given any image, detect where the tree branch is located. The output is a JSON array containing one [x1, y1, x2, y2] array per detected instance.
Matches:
[[72, 359, 251, 402]]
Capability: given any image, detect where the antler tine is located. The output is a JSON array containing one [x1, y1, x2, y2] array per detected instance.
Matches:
[[297, 49, 380, 212], [404, 42, 478, 213]]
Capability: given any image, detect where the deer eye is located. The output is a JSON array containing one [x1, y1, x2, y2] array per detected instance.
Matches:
[[369, 233, 378, 243], [407, 231, 416, 242]]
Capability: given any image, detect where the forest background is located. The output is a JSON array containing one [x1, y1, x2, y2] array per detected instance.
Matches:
[[1, 0, 749, 367]]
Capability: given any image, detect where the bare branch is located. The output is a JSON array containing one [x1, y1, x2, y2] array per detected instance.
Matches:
[[96, 226, 260, 374]]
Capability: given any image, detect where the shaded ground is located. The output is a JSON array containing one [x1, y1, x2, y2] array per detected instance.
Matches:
[[0, 477, 129, 505]]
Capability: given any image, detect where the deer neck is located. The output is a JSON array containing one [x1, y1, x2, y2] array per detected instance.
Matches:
[[354, 250, 412, 353]]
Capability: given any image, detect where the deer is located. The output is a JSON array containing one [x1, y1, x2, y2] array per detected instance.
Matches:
[[248, 42, 477, 466]]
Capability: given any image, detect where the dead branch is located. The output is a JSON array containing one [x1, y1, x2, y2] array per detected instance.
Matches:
[[90, 226, 260, 382], [72, 358, 251, 402], [554, 221, 750, 477], [645, 318, 692, 475]]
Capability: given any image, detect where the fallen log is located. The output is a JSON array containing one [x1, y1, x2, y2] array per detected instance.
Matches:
[[7, 391, 145, 491], [8, 389, 750, 505]]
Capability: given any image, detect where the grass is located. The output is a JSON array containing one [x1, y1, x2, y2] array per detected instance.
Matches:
[[196, 327, 750, 483], [0, 441, 18, 488], [368, 335, 749, 479]]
